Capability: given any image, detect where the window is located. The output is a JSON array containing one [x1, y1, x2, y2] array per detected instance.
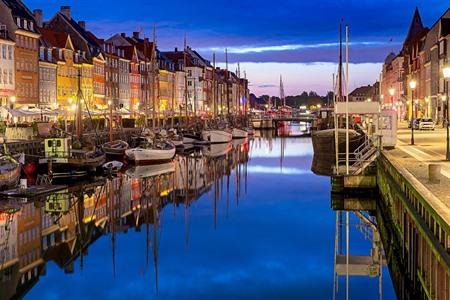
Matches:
[[7, 45, 12, 59], [2, 45, 5, 59]]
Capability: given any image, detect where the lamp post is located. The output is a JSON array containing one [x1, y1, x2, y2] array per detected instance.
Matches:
[[108, 100, 113, 143], [443, 65, 450, 160], [409, 80, 417, 145], [389, 88, 395, 109]]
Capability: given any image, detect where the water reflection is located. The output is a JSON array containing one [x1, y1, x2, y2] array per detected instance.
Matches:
[[0, 127, 396, 299]]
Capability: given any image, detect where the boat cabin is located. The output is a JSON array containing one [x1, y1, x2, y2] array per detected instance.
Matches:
[[44, 137, 71, 158]]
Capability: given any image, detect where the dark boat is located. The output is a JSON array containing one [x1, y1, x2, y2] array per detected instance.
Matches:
[[102, 140, 129, 156]]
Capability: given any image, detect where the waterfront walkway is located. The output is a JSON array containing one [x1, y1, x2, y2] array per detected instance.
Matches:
[[383, 123, 450, 215]]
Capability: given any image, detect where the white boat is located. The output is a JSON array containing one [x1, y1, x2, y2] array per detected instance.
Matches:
[[126, 162, 175, 179], [182, 133, 202, 144], [125, 141, 176, 164], [232, 128, 248, 139], [201, 130, 232, 144], [102, 161, 124, 173]]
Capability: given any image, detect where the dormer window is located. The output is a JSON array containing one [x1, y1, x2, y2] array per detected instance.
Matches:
[[30, 22, 34, 31], [48, 49, 52, 61], [23, 19, 28, 30], [16, 17, 20, 27]]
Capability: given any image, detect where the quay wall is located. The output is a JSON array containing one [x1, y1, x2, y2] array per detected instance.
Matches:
[[377, 153, 450, 299], [2, 128, 142, 157]]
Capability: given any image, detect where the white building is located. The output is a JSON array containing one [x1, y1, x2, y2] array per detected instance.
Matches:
[[0, 24, 15, 108]]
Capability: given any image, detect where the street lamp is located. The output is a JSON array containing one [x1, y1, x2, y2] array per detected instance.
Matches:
[[108, 100, 113, 142], [367, 98, 372, 102], [443, 65, 450, 160], [389, 88, 395, 108], [409, 79, 417, 145]]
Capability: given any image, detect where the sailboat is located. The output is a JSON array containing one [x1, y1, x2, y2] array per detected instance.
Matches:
[[39, 70, 105, 180], [102, 140, 129, 157], [201, 49, 233, 144]]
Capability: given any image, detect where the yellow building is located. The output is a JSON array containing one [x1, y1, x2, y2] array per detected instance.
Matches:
[[158, 54, 176, 116]]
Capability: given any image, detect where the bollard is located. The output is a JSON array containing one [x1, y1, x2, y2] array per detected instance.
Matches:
[[428, 164, 441, 183]]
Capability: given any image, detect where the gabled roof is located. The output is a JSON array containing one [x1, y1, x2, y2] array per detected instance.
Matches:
[[117, 45, 138, 62], [404, 7, 426, 45], [2, 0, 35, 21], [349, 85, 375, 97], [57, 12, 101, 48], [39, 27, 73, 50]]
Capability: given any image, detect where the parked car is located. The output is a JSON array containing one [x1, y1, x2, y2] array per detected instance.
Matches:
[[417, 118, 435, 130]]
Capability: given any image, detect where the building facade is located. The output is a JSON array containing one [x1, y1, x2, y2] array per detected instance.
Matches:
[[0, 23, 15, 108]]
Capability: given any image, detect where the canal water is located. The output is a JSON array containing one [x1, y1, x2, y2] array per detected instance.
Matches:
[[1, 125, 397, 299]]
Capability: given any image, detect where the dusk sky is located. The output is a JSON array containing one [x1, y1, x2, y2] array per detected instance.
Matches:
[[24, 0, 449, 96]]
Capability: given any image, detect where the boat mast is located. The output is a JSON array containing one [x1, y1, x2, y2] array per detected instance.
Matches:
[[184, 35, 189, 126], [226, 48, 230, 115], [152, 25, 158, 130], [76, 68, 83, 140], [280, 75, 285, 107], [213, 52, 216, 118]]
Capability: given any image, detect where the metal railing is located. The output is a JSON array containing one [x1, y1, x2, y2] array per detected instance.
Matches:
[[336, 134, 378, 175]]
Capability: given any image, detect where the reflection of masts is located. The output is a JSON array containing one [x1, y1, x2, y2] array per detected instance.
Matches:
[[109, 179, 116, 277], [184, 156, 190, 248], [152, 179, 159, 295], [333, 210, 384, 300]]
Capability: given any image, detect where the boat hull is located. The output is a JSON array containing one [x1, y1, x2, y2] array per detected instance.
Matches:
[[201, 130, 232, 144], [102, 140, 129, 156], [0, 164, 21, 190], [125, 147, 176, 164]]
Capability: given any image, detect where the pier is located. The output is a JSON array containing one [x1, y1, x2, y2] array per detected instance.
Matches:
[[326, 124, 450, 299]]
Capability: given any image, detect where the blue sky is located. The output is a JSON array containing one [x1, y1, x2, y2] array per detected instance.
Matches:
[[24, 0, 450, 95]]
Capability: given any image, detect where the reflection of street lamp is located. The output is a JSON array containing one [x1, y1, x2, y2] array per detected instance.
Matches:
[[410, 79, 417, 145], [9, 96, 16, 109], [443, 65, 450, 160]]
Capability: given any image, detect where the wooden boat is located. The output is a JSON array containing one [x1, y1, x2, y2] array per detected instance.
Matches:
[[126, 137, 176, 164], [232, 128, 248, 139], [0, 155, 21, 190], [39, 137, 106, 179], [201, 129, 232, 144], [102, 140, 129, 156], [311, 128, 364, 176]]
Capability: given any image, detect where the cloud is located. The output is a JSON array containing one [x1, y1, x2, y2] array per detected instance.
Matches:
[[257, 84, 277, 88]]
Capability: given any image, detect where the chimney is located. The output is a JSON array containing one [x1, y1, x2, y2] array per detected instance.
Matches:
[[78, 21, 85, 30], [175, 47, 178, 52], [33, 9, 43, 27], [60, 6, 71, 19], [133, 31, 139, 39], [120, 32, 126, 37]]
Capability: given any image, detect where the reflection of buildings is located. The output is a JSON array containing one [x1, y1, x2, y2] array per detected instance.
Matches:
[[0, 211, 19, 300], [0, 142, 250, 298]]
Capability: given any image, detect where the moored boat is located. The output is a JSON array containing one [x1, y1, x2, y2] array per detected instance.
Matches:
[[102, 140, 129, 156], [125, 137, 176, 164], [0, 155, 21, 190], [39, 137, 106, 179], [201, 129, 232, 144]]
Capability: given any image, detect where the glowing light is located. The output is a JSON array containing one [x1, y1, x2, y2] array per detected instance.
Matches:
[[443, 66, 450, 79], [409, 80, 417, 90], [10, 96, 16, 103], [367, 98, 372, 102], [389, 88, 395, 96]]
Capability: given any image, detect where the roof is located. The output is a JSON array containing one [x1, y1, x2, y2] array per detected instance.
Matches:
[[39, 27, 70, 49], [2, 0, 35, 20], [384, 52, 396, 65], [404, 7, 427, 45], [349, 85, 375, 97], [57, 13, 102, 48]]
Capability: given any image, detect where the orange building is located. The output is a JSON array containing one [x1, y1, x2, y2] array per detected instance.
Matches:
[[0, 0, 40, 107]]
